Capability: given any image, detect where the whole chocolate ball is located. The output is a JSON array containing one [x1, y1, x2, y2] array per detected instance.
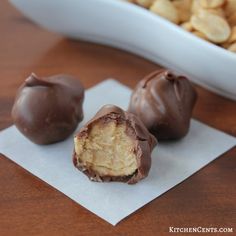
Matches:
[[12, 73, 84, 144], [128, 70, 197, 140]]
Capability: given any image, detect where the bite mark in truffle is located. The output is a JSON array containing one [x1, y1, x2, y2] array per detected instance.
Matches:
[[12, 73, 84, 145], [128, 70, 197, 140], [73, 105, 157, 184]]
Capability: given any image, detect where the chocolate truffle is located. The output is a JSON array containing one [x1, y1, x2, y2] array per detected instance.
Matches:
[[128, 70, 197, 140], [12, 73, 84, 145], [73, 105, 157, 184]]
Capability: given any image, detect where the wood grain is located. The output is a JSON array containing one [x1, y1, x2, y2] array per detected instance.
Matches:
[[0, 1, 235, 235]]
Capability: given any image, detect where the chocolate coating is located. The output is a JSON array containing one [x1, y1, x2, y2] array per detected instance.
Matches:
[[128, 70, 197, 140], [73, 105, 157, 184], [12, 73, 84, 144]]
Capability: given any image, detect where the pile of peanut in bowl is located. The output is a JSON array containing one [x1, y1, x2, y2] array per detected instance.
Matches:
[[128, 0, 236, 53]]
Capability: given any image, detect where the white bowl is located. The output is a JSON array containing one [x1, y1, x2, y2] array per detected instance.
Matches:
[[10, 0, 236, 100]]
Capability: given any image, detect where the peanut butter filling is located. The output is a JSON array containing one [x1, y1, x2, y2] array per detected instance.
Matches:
[[74, 121, 138, 177]]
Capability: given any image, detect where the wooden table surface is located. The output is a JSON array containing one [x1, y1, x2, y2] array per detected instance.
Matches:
[[0, 1, 235, 235]]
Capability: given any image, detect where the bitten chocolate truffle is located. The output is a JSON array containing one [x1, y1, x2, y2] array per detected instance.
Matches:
[[73, 105, 157, 184], [128, 70, 197, 140], [12, 73, 84, 145]]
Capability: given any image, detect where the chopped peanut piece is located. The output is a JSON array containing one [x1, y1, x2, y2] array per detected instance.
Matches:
[[191, 10, 231, 43], [134, 0, 155, 8], [207, 8, 225, 18], [192, 30, 208, 40], [221, 41, 231, 48], [228, 42, 236, 52], [150, 0, 179, 24], [172, 0, 192, 22], [199, 0, 225, 9], [181, 21, 193, 31], [225, 0, 236, 17], [227, 26, 236, 43], [228, 12, 236, 26], [192, 0, 203, 14]]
